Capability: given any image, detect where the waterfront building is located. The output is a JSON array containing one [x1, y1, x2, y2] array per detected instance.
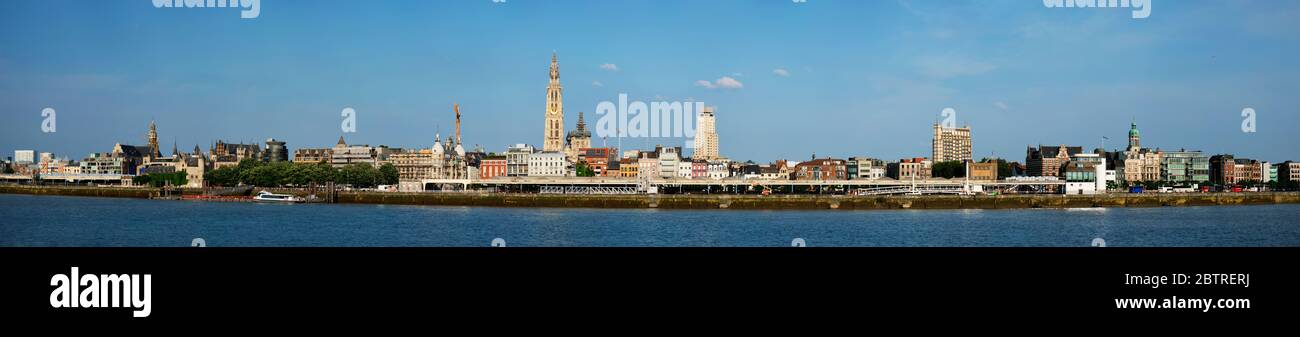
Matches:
[[968, 162, 998, 181], [690, 160, 707, 179], [263, 138, 288, 162], [638, 154, 660, 179], [657, 146, 681, 179], [79, 152, 132, 175], [506, 144, 534, 177], [579, 147, 617, 177], [431, 134, 468, 180], [542, 53, 565, 152], [887, 158, 931, 181], [528, 152, 568, 177], [1210, 155, 1237, 185], [1235, 159, 1265, 183], [1026, 145, 1083, 177], [693, 106, 720, 160], [175, 145, 209, 187], [792, 158, 847, 181], [1063, 154, 1107, 195], [1161, 150, 1210, 184], [618, 158, 639, 178], [212, 140, 263, 167], [1279, 161, 1300, 183], [1119, 123, 1163, 183], [329, 136, 378, 167], [932, 124, 972, 163], [14, 150, 35, 164], [293, 147, 331, 165], [480, 156, 507, 179], [847, 157, 886, 180], [108, 143, 155, 175], [707, 161, 728, 180], [389, 149, 434, 187]]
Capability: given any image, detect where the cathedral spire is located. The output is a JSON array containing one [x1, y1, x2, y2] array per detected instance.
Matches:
[[146, 120, 160, 159], [543, 52, 565, 152]]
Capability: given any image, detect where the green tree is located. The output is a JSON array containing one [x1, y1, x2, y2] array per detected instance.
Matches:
[[2, 165, 13, 174], [339, 163, 379, 188], [133, 172, 187, 188], [378, 163, 399, 185], [930, 161, 966, 178], [575, 161, 595, 177], [246, 164, 283, 187], [204, 166, 240, 187]]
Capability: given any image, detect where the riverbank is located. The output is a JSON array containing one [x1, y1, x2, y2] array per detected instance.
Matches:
[[3, 184, 1299, 210]]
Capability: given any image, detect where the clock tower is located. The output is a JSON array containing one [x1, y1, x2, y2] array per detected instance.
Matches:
[[543, 52, 565, 152]]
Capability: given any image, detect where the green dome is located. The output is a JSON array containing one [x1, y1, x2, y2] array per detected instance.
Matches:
[[1128, 123, 1140, 137]]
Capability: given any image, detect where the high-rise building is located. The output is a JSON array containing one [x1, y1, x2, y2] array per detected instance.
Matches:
[[542, 53, 565, 152], [932, 124, 972, 163], [693, 106, 719, 161], [14, 150, 35, 164]]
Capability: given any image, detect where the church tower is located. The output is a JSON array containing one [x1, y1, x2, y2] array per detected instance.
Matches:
[[146, 120, 160, 160], [543, 53, 565, 152], [1128, 122, 1141, 150]]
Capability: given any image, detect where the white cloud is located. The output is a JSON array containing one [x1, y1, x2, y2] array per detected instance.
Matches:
[[696, 76, 744, 90], [592, 81, 603, 87], [772, 68, 790, 77], [599, 63, 618, 71], [994, 101, 1008, 110]]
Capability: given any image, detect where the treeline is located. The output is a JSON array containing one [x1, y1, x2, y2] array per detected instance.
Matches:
[[204, 159, 398, 188]]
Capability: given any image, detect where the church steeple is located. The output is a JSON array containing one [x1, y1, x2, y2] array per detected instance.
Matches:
[[543, 52, 565, 152], [146, 120, 160, 159], [1128, 122, 1141, 150]]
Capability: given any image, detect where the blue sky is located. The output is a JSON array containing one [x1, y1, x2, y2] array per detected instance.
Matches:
[[2, 0, 1297, 163]]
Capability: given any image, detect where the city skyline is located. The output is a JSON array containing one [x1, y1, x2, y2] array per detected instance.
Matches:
[[2, 0, 1298, 163]]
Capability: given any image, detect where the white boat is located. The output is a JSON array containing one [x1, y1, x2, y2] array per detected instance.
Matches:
[[253, 191, 304, 203]]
